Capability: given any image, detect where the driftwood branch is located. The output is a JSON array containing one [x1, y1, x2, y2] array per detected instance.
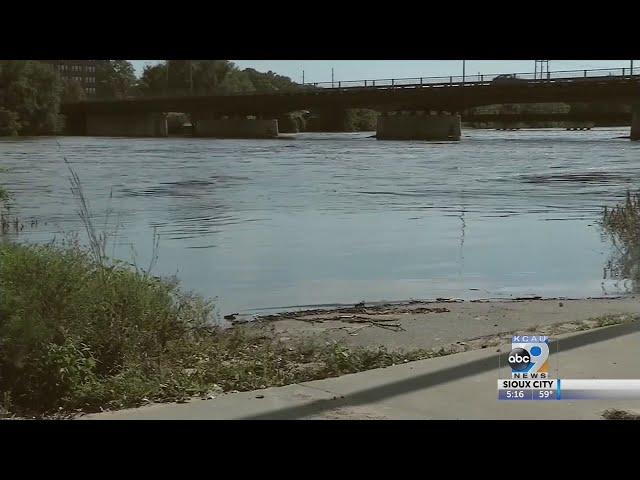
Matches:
[[312, 315, 405, 332]]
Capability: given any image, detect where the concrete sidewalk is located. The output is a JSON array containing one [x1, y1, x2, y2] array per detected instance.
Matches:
[[82, 322, 640, 420]]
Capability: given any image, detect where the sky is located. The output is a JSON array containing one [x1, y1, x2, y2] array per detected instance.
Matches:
[[130, 60, 637, 83]]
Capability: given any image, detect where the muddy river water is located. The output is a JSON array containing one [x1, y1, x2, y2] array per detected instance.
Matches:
[[1, 128, 638, 315]]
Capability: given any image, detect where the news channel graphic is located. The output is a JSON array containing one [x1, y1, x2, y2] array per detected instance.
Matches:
[[497, 334, 640, 400], [498, 334, 556, 400], [508, 334, 550, 378], [498, 379, 640, 400]]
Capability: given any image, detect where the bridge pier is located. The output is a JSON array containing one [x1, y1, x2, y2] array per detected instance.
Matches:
[[191, 113, 279, 138], [276, 113, 301, 133], [631, 104, 640, 140], [85, 113, 168, 137], [376, 111, 461, 140]]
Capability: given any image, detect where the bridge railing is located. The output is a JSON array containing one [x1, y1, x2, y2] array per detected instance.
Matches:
[[301, 67, 640, 90], [79, 66, 640, 103]]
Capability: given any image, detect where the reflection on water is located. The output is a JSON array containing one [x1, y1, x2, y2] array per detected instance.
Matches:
[[1, 128, 640, 314]]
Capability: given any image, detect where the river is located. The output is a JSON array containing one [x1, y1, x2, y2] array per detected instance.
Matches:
[[1, 128, 638, 316]]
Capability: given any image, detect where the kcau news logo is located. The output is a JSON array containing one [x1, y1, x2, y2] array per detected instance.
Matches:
[[508, 335, 550, 378]]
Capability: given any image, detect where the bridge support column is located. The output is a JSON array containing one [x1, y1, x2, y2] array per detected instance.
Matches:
[[192, 113, 279, 138], [631, 103, 640, 140], [376, 112, 461, 140], [276, 113, 300, 133], [85, 112, 168, 137]]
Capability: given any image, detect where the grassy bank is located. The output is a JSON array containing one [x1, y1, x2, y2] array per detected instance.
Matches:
[[0, 241, 210, 417], [0, 241, 450, 418]]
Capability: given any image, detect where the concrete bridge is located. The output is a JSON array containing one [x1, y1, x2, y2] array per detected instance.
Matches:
[[60, 67, 640, 140]]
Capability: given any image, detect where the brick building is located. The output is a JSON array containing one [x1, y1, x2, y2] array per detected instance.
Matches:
[[44, 60, 98, 96]]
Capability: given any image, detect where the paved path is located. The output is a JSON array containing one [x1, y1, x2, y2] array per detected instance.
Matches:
[[83, 321, 640, 420]]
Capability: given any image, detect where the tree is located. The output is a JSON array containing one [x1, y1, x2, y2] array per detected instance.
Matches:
[[167, 60, 190, 94], [95, 60, 137, 99], [138, 63, 168, 96], [0, 60, 61, 135], [168, 60, 238, 95], [216, 68, 255, 94], [0, 108, 21, 136], [242, 68, 300, 93], [192, 60, 235, 93], [137, 60, 301, 97], [61, 78, 86, 103]]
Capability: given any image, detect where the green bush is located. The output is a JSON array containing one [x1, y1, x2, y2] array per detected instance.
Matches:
[[348, 109, 379, 131], [0, 108, 21, 136], [0, 242, 214, 416], [0, 60, 62, 135]]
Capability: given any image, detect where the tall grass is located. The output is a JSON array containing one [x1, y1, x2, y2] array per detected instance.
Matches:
[[603, 191, 640, 245], [1, 168, 11, 233], [0, 186, 8, 232], [66, 158, 109, 266], [0, 162, 216, 416], [602, 191, 640, 282], [0, 241, 216, 416]]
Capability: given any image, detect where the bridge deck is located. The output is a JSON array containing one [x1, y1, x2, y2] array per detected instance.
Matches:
[[61, 71, 640, 116]]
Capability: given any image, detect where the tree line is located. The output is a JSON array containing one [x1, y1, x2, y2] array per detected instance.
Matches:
[[138, 61, 304, 96], [0, 60, 304, 135]]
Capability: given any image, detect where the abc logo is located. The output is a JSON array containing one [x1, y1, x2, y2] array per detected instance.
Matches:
[[508, 347, 531, 371]]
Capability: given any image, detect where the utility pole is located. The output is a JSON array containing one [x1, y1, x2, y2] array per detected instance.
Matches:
[[462, 60, 466, 84], [631, 60, 634, 76], [331, 68, 334, 87], [302, 69, 305, 84], [534, 60, 549, 80], [166, 60, 170, 95]]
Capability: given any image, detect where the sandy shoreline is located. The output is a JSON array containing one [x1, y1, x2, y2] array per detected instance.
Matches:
[[242, 295, 640, 352], [86, 297, 640, 420]]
